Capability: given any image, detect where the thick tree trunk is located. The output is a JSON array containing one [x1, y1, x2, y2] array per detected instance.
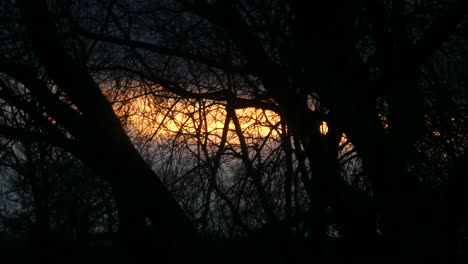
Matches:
[[17, 0, 203, 260]]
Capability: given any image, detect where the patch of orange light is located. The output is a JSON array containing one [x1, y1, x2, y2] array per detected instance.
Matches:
[[112, 96, 281, 145], [433, 130, 441, 137], [320, 121, 329, 135], [340, 133, 348, 145]]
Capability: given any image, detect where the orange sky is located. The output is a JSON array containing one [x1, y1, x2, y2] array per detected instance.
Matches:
[[113, 96, 282, 146]]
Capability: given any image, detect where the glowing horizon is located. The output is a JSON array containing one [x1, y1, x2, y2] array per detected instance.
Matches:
[[112, 96, 282, 146]]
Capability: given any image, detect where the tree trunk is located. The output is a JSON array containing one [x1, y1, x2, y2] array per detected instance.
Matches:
[[17, 0, 203, 260]]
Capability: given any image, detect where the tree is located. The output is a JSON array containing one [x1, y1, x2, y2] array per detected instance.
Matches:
[[71, 0, 467, 262], [0, 0, 466, 263], [0, 0, 202, 261]]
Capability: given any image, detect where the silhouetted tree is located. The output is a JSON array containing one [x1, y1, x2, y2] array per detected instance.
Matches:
[[0, 0, 466, 263], [0, 0, 202, 262]]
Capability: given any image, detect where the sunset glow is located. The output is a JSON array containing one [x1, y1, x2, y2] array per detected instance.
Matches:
[[320, 121, 329, 135], [112, 96, 282, 146]]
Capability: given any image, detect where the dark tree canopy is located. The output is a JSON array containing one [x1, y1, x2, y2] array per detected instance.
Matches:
[[0, 0, 466, 263]]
